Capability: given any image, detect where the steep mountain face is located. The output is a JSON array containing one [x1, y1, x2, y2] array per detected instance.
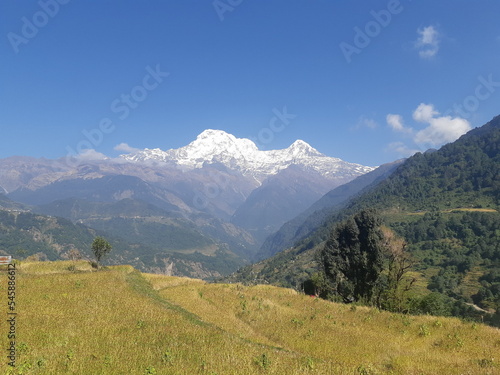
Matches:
[[256, 159, 405, 260], [231, 165, 341, 244], [0, 129, 375, 275]]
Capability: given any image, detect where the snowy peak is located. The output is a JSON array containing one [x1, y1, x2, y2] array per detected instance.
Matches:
[[286, 140, 324, 158], [192, 131, 321, 158], [194, 129, 238, 146], [120, 129, 374, 181], [196, 129, 237, 142], [188, 129, 259, 157], [197, 129, 227, 139]]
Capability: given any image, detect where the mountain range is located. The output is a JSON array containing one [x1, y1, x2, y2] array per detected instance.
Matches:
[[120, 129, 373, 182], [0, 130, 374, 277]]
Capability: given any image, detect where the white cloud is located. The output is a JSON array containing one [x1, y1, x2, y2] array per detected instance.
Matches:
[[412, 103, 471, 146], [414, 114, 471, 146], [75, 149, 108, 161], [412, 103, 439, 122], [386, 114, 412, 133], [415, 25, 440, 59], [114, 143, 140, 153], [386, 102, 471, 153]]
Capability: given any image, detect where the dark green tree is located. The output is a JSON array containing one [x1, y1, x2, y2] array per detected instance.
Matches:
[[321, 209, 385, 304], [91, 236, 112, 269], [302, 272, 330, 298]]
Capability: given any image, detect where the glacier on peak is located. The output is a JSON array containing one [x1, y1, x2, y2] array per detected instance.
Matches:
[[120, 129, 374, 181]]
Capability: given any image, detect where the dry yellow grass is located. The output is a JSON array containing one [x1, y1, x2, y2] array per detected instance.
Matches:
[[406, 208, 498, 216], [1, 260, 499, 374], [160, 281, 500, 374], [443, 208, 497, 213]]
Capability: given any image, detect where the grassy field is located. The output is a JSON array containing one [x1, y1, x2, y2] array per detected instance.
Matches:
[[1, 261, 499, 374], [403, 208, 498, 217]]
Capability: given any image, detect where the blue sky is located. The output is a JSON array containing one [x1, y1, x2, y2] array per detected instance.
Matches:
[[1, 0, 499, 166]]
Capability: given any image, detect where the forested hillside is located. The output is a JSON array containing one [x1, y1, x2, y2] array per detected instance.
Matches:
[[226, 116, 500, 325], [0, 210, 95, 261], [0, 209, 242, 279]]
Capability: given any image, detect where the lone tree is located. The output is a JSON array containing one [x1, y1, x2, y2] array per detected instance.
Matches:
[[321, 209, 385, 304], [378, 226, 415, 312], [91, 236, 112, 269]]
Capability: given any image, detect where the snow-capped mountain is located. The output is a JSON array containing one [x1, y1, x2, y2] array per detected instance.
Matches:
[[121, 129, 374, 182], [0, 129, 377, 274]]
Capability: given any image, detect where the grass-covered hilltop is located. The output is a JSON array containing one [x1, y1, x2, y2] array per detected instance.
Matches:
[[1, 260, 499, 374]]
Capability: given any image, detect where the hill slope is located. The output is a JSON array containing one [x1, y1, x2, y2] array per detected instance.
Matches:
[[1, 260, 499, 374], [228, 116, 500, 319], [0, 194, 26, 210]]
